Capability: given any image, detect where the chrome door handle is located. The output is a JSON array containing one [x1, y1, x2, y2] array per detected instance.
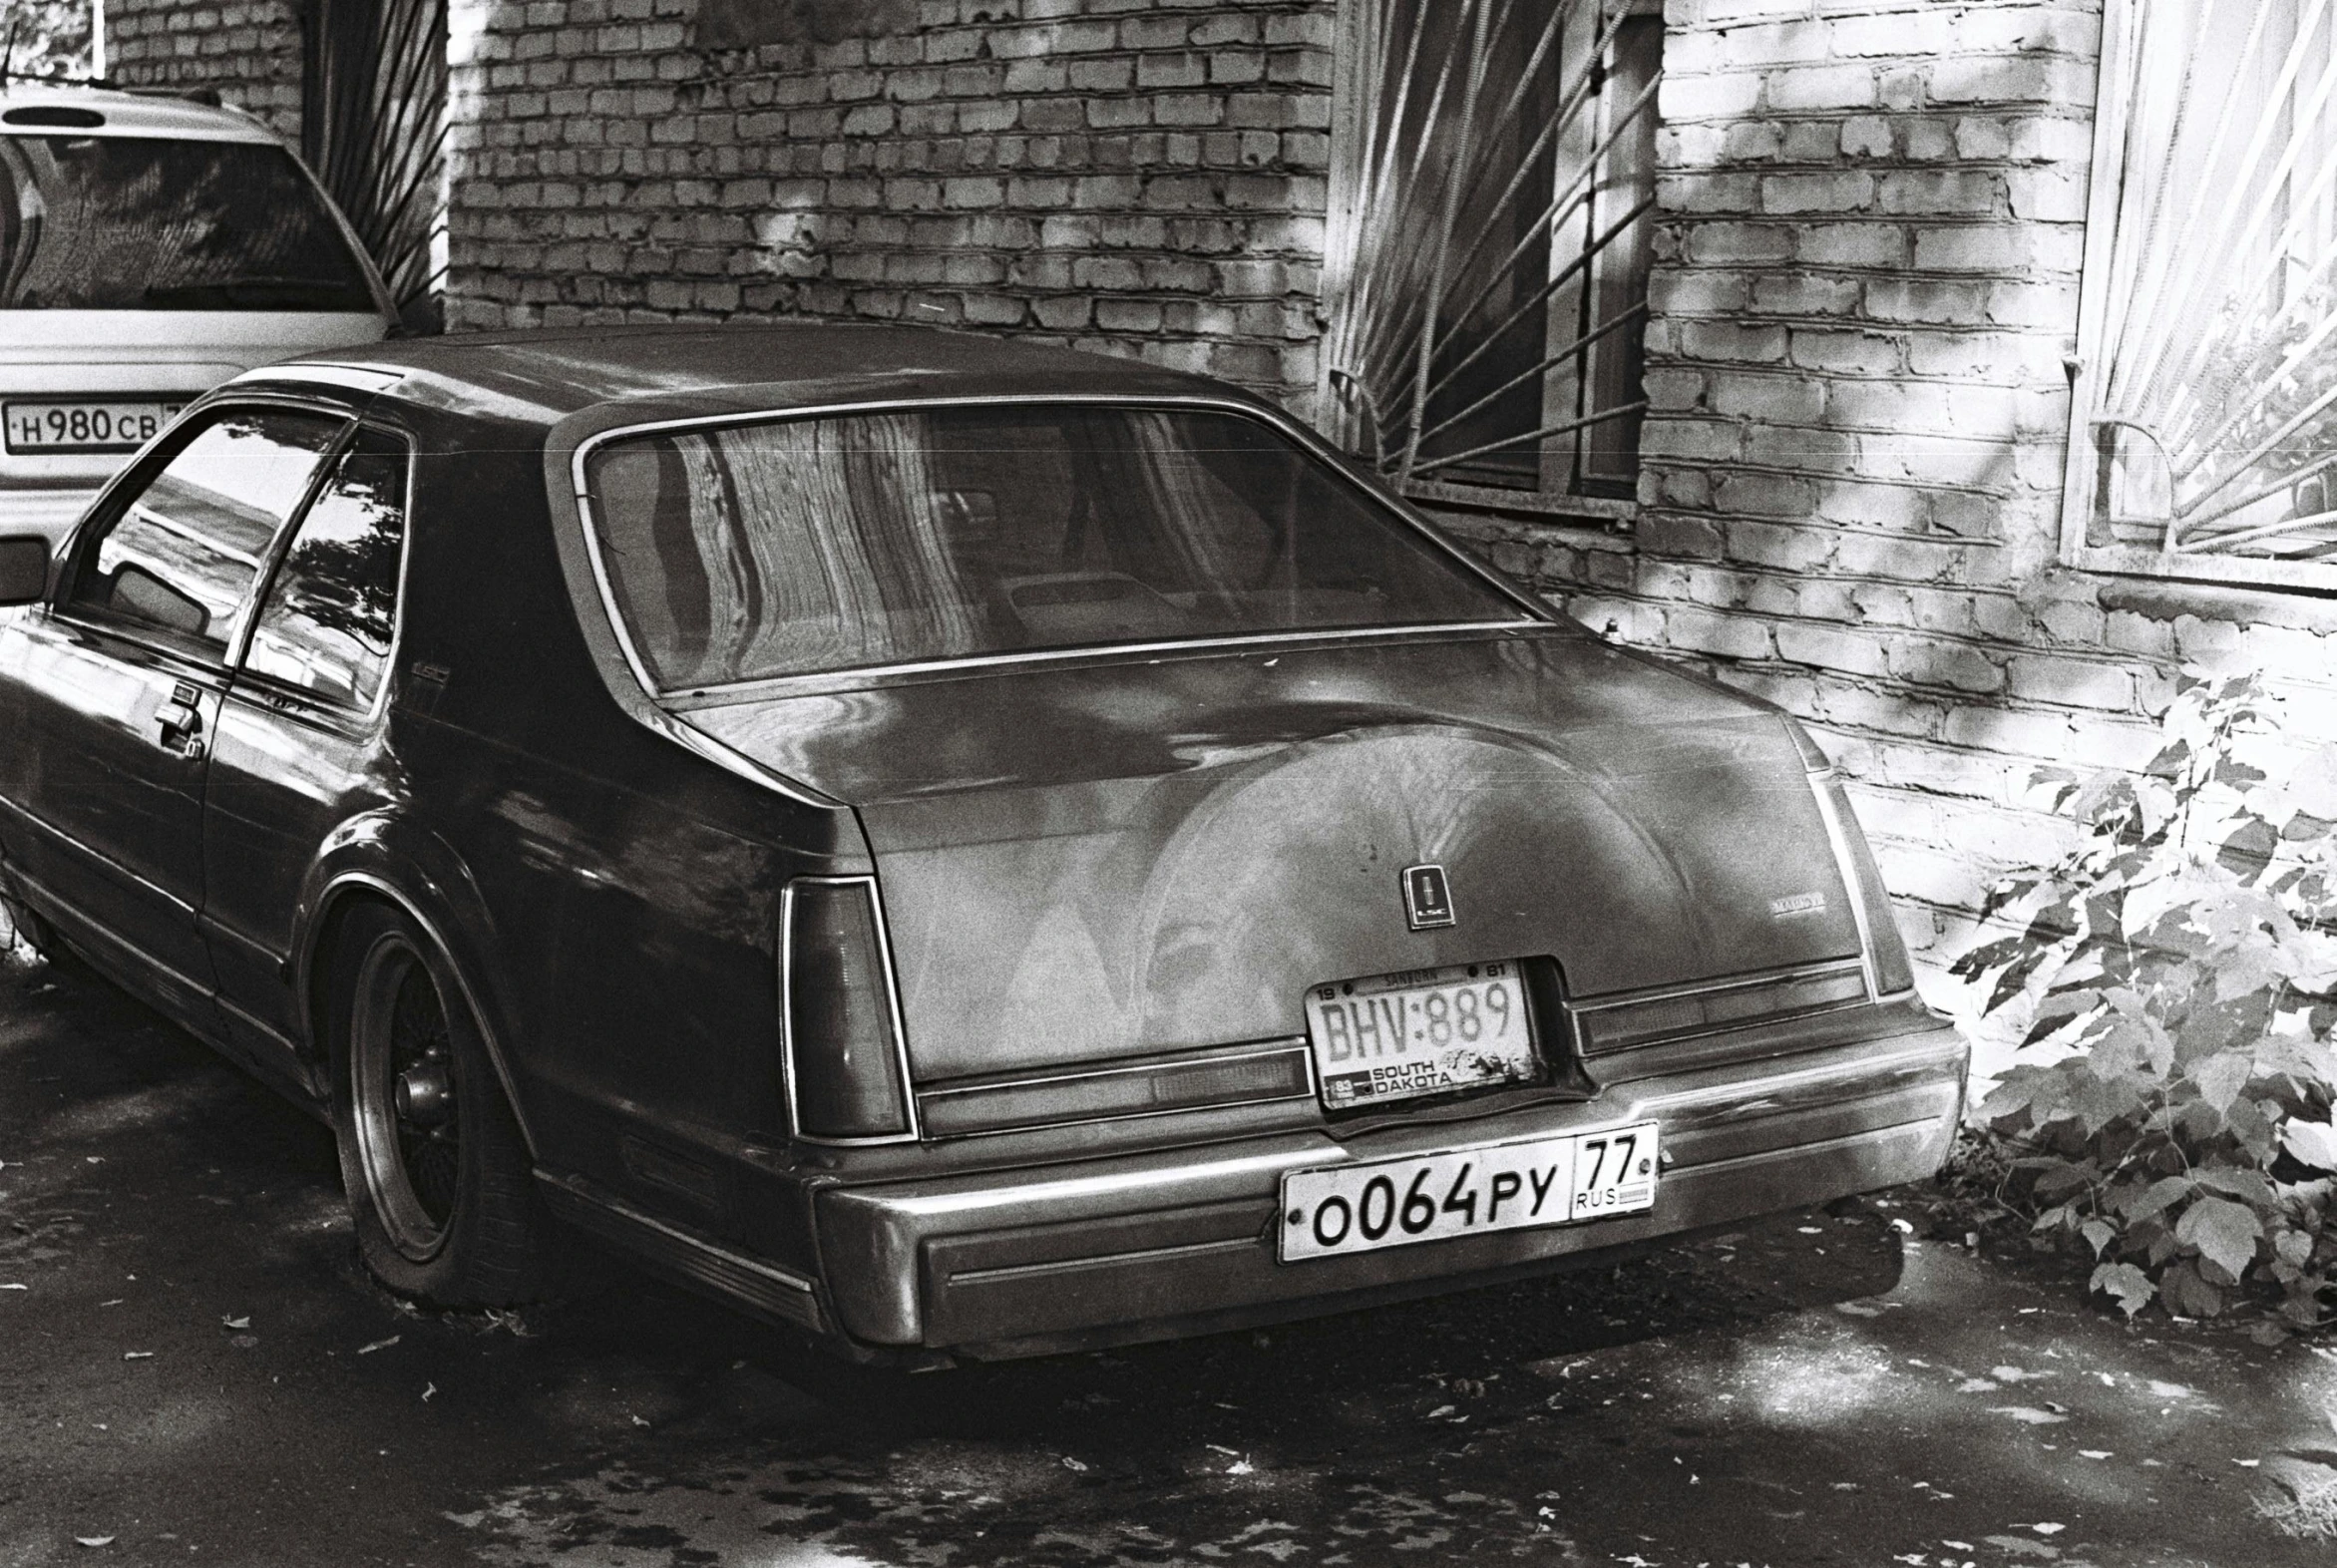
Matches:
[[156, 698, 203, 755]]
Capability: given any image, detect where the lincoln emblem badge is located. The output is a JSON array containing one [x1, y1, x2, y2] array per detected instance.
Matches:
[[1400, 863, 1455, 931]]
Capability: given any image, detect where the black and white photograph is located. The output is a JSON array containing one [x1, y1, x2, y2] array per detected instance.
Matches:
[[0, 0, 2332, 1563]]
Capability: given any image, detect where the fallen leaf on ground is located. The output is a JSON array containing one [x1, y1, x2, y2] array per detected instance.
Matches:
[[220, 1317, 249, 1331], [121, 1352, 152, 1361], [2030, 1523, 2065, 1535], [628, 1414, 648, 1427], [2235, 1458, 2261, 1467], [1797, 1226, 1824, 1234], [72, 1537, 114, 1548], [355, 1336, 400, 1355], [2079, 1450, 2112, 1459], [0, 1283, 25, 1291], [1061, 1456, 1088, 1472], [422, 1382, 437, 1402], [1226, 1458, 1255, 1475]]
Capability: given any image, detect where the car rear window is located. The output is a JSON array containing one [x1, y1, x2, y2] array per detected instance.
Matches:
[[583, 404, 1535, 688], [0, 136, 377, 311]]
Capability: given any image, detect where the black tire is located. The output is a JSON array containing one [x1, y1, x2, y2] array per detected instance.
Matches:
[[325, 900, 550, 1307], [1, 887, 96, 979]]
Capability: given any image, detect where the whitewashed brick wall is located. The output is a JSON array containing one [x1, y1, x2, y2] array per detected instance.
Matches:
[[443, 0, 1335, 412], [107, 0, 303, 139]]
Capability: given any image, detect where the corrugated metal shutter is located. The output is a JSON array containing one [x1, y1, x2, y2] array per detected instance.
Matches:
[[303, 0, 448, 333], [1322, 0, 1662, 515]]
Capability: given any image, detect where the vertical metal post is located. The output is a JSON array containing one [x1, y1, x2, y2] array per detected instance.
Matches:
[[1399, 0, 1495, 482]]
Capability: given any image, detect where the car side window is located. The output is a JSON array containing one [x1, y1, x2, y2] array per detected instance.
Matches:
[[68, 406, 346, 657], [240, 427, 411, 711]]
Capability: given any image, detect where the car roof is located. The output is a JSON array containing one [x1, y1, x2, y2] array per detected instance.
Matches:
[[0, 83, 280, 144], [253, 323, 1282, 433]]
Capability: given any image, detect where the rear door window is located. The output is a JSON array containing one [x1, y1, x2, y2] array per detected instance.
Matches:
[[240, 427, 410, 710], [0, 136, 377, 311], [66, 406, 347, 657]]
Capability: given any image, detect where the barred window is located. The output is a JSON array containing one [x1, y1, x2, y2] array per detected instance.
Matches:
[[1322, 0, 1663, 522], [2068, 0, 2337, 588]]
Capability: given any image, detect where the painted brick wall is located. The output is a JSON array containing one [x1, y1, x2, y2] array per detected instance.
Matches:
[[442, 0, 1335, 412], [1438, 0, 2337, 998], [105, 0, 303, 140]]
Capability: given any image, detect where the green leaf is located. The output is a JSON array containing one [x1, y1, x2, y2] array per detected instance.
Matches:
[[2282, 1117, 2337, 1173], [2193, 1051, 2256, 1114], [2081, 1218, 2118, 1257], [2160, 1258, 2226, 1318], [2120, 1174, 2194, 1222], [2174, 1196, 2263, 1281], [1948, 935, 2026, 981], [2089, 1261, 2154, 1316]]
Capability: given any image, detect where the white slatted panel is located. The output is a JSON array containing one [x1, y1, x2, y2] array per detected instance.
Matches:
[[2086, 0, 2337, 568], [1321, 0, 1660, 509]]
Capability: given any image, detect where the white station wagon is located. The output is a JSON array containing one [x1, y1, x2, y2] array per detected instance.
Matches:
[[0, 84, 395, 550]]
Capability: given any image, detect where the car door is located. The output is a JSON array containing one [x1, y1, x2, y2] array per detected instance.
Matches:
[[0, 402, 347, 1022], [201, 424, 411, 1071]]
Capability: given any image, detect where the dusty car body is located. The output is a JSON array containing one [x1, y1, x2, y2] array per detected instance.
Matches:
[[0, 325, 1965, 1361]]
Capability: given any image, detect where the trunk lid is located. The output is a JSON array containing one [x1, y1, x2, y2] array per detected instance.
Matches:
[[687, 626, 1866, 1084]]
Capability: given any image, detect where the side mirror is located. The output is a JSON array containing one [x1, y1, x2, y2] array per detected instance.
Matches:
[[0, 536, 48, 605]]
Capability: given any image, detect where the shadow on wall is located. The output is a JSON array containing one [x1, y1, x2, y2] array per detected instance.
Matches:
[[696, 0, 921, 49]]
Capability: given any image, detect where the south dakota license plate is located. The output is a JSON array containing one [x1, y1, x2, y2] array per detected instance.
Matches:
[[1305, 961, 1538, 1110]]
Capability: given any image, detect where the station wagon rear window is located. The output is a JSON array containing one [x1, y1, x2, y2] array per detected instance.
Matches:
[[583, 405, 1534, 687], [0, 136, 376, 311]]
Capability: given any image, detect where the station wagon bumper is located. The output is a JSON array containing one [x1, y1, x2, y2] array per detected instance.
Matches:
[[814, 1016, 1967, 1358]]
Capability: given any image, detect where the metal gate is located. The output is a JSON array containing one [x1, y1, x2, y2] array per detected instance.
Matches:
[[1321, 0, 1662, 512], [303, 0, 449, 331], [2076, 0, 2337, 582]]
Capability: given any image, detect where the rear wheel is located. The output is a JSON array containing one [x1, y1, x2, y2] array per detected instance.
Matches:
[[327, 901, 549, 1307]]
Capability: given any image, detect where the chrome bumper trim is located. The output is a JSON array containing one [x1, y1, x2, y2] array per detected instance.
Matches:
[[536, 1172, 822, 1333]]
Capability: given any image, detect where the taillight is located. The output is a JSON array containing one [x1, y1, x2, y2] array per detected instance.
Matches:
[[782, 878, 915, 1142]]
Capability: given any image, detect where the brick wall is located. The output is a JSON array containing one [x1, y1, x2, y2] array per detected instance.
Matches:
[[105, 0, 303, 140], [442, 0, 1335, 412]]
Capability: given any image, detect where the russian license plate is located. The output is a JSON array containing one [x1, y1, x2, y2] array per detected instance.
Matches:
[[1305, 961, 1537, 1110], [3, 400, 182, 455], [1279, 1120, 1660, 1262]]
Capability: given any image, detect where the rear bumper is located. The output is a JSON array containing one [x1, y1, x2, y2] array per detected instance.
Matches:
[[816, 1019, 1967, 1357]]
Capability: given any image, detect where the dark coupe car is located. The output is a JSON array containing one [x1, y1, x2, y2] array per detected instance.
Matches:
[[0, 326, 1967, 1361]]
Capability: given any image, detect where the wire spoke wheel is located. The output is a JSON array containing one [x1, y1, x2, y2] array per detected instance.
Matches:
[[349, 931, 462, 1261]]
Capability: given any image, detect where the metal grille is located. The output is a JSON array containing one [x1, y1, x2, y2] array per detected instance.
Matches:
[[303, 0, 448, 332], [1321, 0, 1662, 510], [2084, 0, 2337, 568]]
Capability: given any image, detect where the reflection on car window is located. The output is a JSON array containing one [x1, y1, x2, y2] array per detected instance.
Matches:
[[0, 137, 377, 311], [72, 408, 344, 654], [585, 405, 1531, 688], [242, 428, 408, 709]]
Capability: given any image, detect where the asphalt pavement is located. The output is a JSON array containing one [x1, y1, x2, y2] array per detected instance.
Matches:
[[3, 942, 2334, 1568]]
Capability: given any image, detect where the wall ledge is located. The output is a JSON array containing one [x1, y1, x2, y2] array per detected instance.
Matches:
[[2096, 576, 2337, 633]]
